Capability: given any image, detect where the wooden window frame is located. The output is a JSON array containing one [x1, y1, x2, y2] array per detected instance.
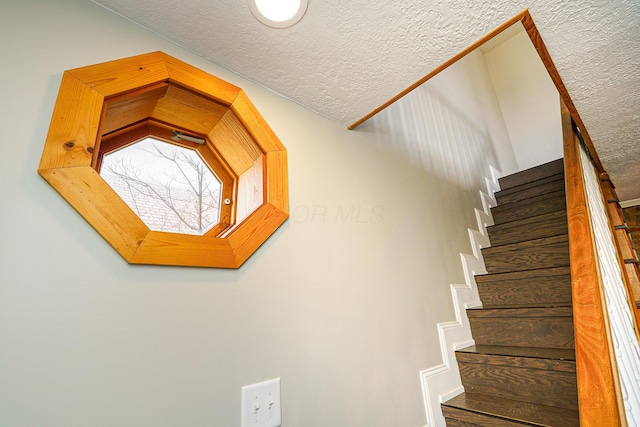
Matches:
[[38, 52, 288, 268]]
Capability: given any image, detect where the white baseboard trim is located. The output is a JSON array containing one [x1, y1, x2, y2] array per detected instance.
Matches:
[[419, 165, 500, 427]]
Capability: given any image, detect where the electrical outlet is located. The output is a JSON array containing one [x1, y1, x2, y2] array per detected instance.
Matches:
[[241, 378, 281, 427]]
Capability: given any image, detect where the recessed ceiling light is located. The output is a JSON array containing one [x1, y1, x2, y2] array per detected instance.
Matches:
[[248, 0, 308, 28]]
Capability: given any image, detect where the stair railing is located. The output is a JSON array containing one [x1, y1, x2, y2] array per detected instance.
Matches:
[[562, 99, 640, 426], [599, 176, 640, 313]]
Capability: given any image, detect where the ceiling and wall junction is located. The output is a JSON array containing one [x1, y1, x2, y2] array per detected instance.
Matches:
[[93, 0, 640, 201]]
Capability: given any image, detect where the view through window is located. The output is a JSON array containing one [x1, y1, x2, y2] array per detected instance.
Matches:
[[100, 137, 222, 235]]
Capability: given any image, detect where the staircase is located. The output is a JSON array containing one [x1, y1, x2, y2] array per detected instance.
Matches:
[[441, 159, 579, 426]]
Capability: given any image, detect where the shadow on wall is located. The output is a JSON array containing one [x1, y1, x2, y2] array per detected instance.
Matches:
[[357, 84, 499, 191]]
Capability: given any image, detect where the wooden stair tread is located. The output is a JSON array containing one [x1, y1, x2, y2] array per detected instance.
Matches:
[[495, 173, 565, 205], [475, 266, 571, 283], [487, 210, 568, 246], [496, 172, 564, 198], [467, 308, 574, 350], [482, 235, 570, 274], [458, 344, 575, 362], [488, 209, 567, 231], [475, 266, 572, 309], [483, 234, 569, 251], [457, 357, 577, 409], [479, 302, 571, 309], [498, 158, 564, 190], [442, 392, 579, 426], [467, 306, 573, 318], [491, 190, 566, 226]]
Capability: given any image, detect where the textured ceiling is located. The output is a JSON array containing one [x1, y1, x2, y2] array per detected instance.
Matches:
[[92, 0, 640, 200]]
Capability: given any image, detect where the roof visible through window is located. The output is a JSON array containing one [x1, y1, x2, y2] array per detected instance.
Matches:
[[100, 137, 222, 236]]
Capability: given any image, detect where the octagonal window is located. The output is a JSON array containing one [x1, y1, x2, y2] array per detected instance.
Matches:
[[100, 137, 222, 236], [39, 52, 288, 268]]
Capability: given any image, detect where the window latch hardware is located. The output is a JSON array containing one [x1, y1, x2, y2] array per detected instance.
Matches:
[[172, 130, 206, 145]]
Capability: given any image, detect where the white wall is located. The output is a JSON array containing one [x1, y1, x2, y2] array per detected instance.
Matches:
[[0, 1, 513, 426], [361, 50, 517, 182], [484, 27, 563, 171], [360, 49, 517, 425]]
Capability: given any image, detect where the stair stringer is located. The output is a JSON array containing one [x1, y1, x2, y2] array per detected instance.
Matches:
[[418, 166, 500, 427]]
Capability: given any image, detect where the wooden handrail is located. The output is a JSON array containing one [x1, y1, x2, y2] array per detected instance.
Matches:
[[562, 99, 625, 426]]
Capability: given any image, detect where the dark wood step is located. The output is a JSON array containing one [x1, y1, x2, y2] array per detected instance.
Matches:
[[491, 190, 566, 226], [495, 173, 565, 205], [447, 160, 577, 427], [456, 345, 577, 410], [458, 344, 575, 361], [468, 307, 574, 349], [476, 267, 572, 308], [487, 210, 568, 246], [442, 392, 579, 426], [498, 159, 564, 191], [482, 235, 569, 274]]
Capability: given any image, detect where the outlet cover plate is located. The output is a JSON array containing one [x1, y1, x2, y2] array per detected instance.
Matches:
[[241, 378, 281, 427]]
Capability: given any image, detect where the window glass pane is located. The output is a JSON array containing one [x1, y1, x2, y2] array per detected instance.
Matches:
[[100, 137, 222, 235]]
